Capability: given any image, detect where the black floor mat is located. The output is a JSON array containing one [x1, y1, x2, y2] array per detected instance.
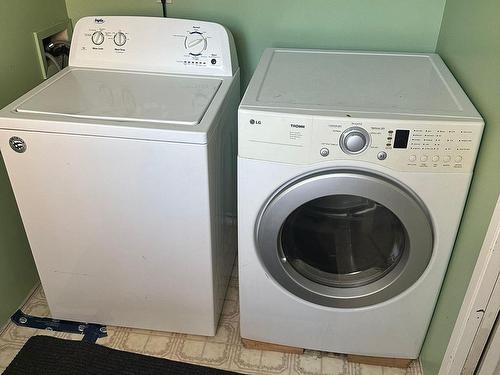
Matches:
[[3, 336, 239, 375]]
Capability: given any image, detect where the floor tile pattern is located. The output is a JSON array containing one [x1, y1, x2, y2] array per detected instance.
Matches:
[[0, 272, 422, 375]]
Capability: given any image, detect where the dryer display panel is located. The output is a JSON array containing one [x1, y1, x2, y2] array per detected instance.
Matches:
[[393, 130, 410, 149]]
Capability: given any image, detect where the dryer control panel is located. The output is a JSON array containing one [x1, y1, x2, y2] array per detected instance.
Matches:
[[238, 110, 484, 173], [69, 16, 237, 76]]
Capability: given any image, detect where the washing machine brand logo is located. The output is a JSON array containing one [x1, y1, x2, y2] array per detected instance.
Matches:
[[290, 123, 306, 129], [94, 18, 105, 24], [249, 119, 262, 125]]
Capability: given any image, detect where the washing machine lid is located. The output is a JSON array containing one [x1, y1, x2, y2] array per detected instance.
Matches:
[[16, 68, 222, 126], [242, 49, 482, 120]]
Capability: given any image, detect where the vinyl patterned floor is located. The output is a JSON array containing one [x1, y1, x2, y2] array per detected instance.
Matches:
[[0, 270, 422, 375]]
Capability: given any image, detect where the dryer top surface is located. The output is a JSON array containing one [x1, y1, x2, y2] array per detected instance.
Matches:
[[241, 49, 482, 122]]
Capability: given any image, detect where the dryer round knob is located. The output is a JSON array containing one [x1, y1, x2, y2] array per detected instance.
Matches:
[[114, 32, 127, 46], [345, 133, 366, 152], [340, 127, 370, 154], [91, 31, 105, 45]]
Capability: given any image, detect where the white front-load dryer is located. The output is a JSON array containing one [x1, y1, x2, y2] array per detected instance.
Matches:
[[237, 49, 484, 358]]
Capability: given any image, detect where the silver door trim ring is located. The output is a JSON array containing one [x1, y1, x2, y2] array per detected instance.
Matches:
[[255, 168, 434, 308]]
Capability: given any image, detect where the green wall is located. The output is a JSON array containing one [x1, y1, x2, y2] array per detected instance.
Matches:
[[420, 0, 500, 373], [0, 0, 69, 325], [65, 0, 447, 87]]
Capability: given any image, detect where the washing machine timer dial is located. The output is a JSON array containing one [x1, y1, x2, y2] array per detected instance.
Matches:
[[184, 31, 207, 56], [340, 127, 370, 154], [114, 32, 127, 46], [91, 31, 105, 45]]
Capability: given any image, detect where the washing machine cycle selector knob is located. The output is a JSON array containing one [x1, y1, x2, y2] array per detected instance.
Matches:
[[114, 32, 127, 46], [340, 127, 370, 154], [185, 31, 207, 56], [91, 31, 105, 45]]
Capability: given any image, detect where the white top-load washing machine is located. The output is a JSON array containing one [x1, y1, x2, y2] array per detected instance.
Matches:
[[238, 49, 484, 358], [0, 16, 240, 336]]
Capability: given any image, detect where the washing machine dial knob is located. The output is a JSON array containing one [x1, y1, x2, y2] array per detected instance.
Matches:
[[114, 32, 127, 46], [91, 31, 105, 45], [185, 31, 207, 56], [340, 127, 370, 154]]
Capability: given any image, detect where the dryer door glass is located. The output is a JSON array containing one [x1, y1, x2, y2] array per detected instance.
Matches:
[[280, 195, 405, 288], [256, 169, 433, 308]]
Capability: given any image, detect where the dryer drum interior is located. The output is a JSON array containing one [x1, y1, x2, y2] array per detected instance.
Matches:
[[256, 169, 434, 308], [280, 194, 406, 289]]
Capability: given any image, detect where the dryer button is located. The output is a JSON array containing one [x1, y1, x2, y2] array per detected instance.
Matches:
[[377, 151, 387, 160], [320, 148, 330, 157]]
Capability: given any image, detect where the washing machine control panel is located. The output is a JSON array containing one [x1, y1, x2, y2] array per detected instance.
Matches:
[[239, 110, 484, 173], [69, 16, 236, 76]]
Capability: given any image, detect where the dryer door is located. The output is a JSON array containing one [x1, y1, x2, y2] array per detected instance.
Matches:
[[256, 169, 433, 308]]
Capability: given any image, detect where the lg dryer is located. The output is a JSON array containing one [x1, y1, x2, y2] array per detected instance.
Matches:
[[0, 16, 240, 336], [238, 48, 484, 358]]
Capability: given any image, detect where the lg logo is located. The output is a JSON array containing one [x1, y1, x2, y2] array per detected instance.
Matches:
[[249, 119, 262, 125]]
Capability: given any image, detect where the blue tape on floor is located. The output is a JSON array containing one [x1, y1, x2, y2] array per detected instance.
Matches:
[[11, 310, 107, 343]]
